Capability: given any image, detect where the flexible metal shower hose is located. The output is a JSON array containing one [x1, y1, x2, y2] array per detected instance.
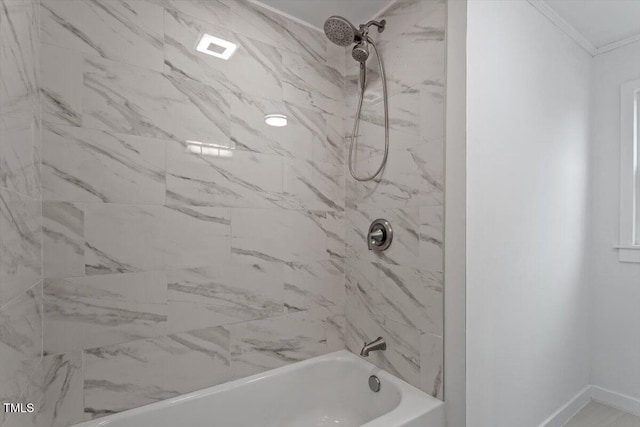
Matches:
[[348, 37, 389, 182]]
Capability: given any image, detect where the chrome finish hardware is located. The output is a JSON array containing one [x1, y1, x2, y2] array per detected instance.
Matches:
[[360, 337, 386, 357], [368, 219, 392, 251], [368, 375, 381, 392]]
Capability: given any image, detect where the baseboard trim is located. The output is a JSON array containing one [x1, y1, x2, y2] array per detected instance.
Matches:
[[538, 386, 592, 427], [539, 385, 640, 426], [591, 386, 640, 416]]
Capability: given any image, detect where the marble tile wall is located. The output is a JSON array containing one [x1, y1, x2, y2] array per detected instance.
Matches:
[[343, 0, 446, 400], [37, 0, 346, 424], [0, 0, 446, 424], [0, 0, 44, 426]]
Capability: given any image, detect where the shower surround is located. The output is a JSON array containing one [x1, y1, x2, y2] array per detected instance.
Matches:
[[0, 0, 446, 425], [342, 0, 446, 399], [39, 0, 345, 424]]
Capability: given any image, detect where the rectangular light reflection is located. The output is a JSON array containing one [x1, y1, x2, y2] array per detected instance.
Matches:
[[186, 140, 234, 158]]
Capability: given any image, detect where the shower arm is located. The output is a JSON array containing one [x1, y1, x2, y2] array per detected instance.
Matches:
[[356, 20, 386, 41], [363, 20, 386, 33]]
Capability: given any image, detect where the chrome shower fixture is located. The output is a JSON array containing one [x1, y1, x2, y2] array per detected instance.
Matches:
[[324, 16, 386, 63], [323, 16, 390, 182], [323, 16, 358, 46], [351, 39, 369, 63]]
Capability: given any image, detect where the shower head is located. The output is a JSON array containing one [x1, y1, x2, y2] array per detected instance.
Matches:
[[352, 40, 369, 63], [324, 16, 358, 47]]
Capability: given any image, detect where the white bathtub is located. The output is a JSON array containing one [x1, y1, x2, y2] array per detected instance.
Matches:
[[74, 350, 445, 427]]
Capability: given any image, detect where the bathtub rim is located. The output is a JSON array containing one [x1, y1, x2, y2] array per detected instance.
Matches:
[[73, 349, 444, 427]]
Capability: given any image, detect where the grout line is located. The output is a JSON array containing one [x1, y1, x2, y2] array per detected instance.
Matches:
[[0, 279, 43, 311]]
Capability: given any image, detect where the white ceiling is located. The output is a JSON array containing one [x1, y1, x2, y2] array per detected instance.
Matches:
[[258, 0, 393, 30], [542, 0, 640, 50]]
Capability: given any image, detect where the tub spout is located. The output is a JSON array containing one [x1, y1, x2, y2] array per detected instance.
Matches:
[[360, 337, 386, 357]]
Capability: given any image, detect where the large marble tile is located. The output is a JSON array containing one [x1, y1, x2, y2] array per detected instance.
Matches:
[[1, 355, 42, 427], [0, 283, 43, 413], [163, 205, 231, 269], [228, 94, 324, 159], [374, 33, 444, 100], [38, 352, 83, 427], [42, 123, 166, 204], [285, 104, 327, 161], [167, 260, 283, 333], [419, 205, 443, 272], [0, 283, 42, 361], [374, 0, 445, 80], [83, 327, 229, 419], [41, 0, 164, 72], [156, 0, 230, 30], [229, 94, 289, 156], [166, 140, 283, 208], [0, 0, 39, 117], [40, 44, 82, 127], [43, 201, 84, 279], [344, 281, 421, 389], [346, 260, 442, 336], [380, 0, 423, 23], [420, 332, 443, 399], [318, 113, 345, 166], [346, 60, 422, 138], [370, 5, 446, 143], [44, 272, 168, 354], [284, 259, 344, 312], [324, 305, 345, 352], [344, 120, 423, 162], [0, 189, 41, 305], [222, 0, 326, 63], [0, 114, 40, 198], [282, 49, 342, 115], [164, 11, 282, 101], [420, 83, 445, 143], [321, 210, 346, 259], [346, 207, 420, 268], [231, 209, 328, 263], [83, 56, 231, 145], [84, 203, 165, 275], [281, 158, 344, 211], [225, 308, 329, 379], [347, 141, 444, 209]]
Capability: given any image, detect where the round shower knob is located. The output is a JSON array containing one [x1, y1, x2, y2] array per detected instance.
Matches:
[[367, 219, 393, 251]]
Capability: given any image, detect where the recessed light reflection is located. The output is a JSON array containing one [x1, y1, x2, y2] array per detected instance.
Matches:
[[186, 140, 234, 158], [264, 114, 288, 127], [196, 33, 238, 60]]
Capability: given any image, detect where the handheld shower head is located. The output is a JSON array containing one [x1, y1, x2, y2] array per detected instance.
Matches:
[[323, 14, 390, 181], [324, 16, 357, 47], [352, 39, 369, 63]]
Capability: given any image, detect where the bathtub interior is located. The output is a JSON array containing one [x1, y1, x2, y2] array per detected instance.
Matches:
[[76, 354, 403, 427]]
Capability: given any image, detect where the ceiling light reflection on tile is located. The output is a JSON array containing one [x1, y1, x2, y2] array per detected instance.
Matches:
[[196, 33, 238, 60], [186, 140, 234, 158], [264, 114, 288, 127]]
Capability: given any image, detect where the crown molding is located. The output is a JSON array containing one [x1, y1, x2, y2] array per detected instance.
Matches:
[[596, 34, 640, 55], [529, 0, 640, 57], [528, 0, 598, 56]]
